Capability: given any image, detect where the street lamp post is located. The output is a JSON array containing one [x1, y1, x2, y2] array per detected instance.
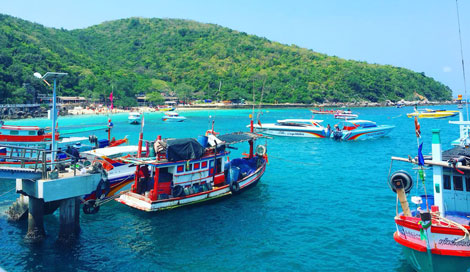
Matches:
[[34, 72, 67, 169]]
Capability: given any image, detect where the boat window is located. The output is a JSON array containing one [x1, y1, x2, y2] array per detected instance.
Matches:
[[454, 176, 463, 191], [443, 175, 451, 190], [9, 130, 18, 135], [466, 177, 470, 192], [28, 131, 36, 135]]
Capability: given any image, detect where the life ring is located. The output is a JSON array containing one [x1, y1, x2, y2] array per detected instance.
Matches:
[[256, 145, 267, 156], [230, 181, 240, 193], [82, 199, 100, 214], [389, 170, 413, 194]]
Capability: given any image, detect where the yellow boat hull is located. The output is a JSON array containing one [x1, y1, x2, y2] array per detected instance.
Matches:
[[406, 110, 459, 119]]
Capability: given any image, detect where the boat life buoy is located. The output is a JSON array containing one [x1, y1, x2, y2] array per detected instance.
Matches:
[[256, 145, 267, 156], [389, 170, 413, 194], [82, 199, 100, 214], [230, 181, 240, 193]]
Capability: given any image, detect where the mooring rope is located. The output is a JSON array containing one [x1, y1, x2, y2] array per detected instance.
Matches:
[[0, 187, 15, 198], [432, 212, 470, 242]]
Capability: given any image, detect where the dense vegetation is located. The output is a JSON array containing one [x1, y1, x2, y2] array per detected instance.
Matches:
[[0, 14, 452, 106]]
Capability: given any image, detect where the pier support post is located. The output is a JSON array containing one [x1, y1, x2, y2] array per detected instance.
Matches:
[[58, 197, 81, 243], [25, 197, 45, 242]]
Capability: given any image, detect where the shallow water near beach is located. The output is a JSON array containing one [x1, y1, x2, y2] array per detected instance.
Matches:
[[0, 106, 462, 271]]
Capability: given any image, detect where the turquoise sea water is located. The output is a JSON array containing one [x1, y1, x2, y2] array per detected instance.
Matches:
[[0, 106, 462, 271]]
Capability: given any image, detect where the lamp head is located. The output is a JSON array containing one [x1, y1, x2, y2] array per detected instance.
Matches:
[[33, 72, 43, 79]]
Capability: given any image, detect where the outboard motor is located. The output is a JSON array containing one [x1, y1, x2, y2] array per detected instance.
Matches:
[[332, 130, 343, 141]]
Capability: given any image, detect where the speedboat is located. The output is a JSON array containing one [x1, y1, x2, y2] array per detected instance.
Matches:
[[406, 108, 459, 119], [80, 145, 144, 206], [162, 111, 186, 122], [388, 117, 470, 271], [251, 119, 329, 138], [116, 131, 268, 212], [128, 112, 141, 124], [331, 120, 394, 141], [334, 110, 358, 120]]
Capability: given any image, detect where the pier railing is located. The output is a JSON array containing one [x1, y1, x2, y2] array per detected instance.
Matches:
[[0, 144, 51, 179]]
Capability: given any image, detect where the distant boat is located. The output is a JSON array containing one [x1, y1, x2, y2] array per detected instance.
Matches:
[[310, 108, 335, 114], [162, 112, 186, 122], [251, 119, 329, 138], [157, 105, 175, 112], [331, 120, 395, 141], [334, 110, 358, 120], [406, 109, 459, 119], [396, 103, 404, 108], [128, 112, 141, 124]]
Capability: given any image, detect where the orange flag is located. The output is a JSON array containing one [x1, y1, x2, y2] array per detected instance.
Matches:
[[258, 119, 262, 128], [414, 117, 421, 138]]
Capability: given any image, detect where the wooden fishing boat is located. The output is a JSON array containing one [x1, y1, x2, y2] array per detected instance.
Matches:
[[310, 108, 336, 114], [389, 114, 470, 271], [116, 131, 268, 212]]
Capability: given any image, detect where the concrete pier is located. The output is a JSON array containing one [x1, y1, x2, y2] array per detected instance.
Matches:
[[25, 197, 46, 242], [58, 197, 81, 243]]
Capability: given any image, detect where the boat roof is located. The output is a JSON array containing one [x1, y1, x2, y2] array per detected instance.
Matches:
[[165, 112, 179, 116], [129, 112, 141, 115], [1, 125, 41, 131], [82, 145, 140, 157], [277, 119, 323, 123], [217, 131, 268, 145]]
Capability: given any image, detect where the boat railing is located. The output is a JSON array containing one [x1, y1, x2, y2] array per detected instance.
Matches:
[[0, 144, 54, 179]]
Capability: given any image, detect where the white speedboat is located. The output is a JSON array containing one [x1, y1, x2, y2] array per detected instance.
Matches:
[[334, 110, 358, 120], [128, 112, 141, 124], [162, 112, 186, 122], [331, 120, 394, 141], [251, 119, 329, 138]]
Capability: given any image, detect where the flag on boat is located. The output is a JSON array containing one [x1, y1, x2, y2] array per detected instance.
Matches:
[[414, 117, 421, 138], [418, 143, 425, 166], [109, 91, 113, 110], [258, 119, 262, 128]]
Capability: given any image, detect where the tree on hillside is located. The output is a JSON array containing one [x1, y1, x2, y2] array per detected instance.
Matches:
[[146, 91, 165, 105], [175, 83, 195, 104]]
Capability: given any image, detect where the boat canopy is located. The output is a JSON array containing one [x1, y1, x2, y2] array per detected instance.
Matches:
[[1, 125, 41, 131], [340, 120, 377, 129], [217, 132, 267, 145], [166, 138, 204, 162]]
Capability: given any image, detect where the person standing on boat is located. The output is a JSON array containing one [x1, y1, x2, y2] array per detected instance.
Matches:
[[326, 124, 332, 137]]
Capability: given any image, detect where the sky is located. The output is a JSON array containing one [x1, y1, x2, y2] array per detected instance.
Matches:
[[1, 0, 469, 97]]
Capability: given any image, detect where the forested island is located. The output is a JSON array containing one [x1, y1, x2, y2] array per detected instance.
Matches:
[[0, 14, 452, 107]]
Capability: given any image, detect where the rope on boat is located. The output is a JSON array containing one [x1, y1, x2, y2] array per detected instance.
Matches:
[[432, 212, 470, 243], [0, 187, 15, 198]]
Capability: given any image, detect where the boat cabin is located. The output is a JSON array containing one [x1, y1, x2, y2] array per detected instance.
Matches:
[[276, 119, 324, 128], [338, 120, 377, 131]]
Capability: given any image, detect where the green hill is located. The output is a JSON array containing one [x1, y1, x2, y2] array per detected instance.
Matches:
[[0, 14, 452, 106]]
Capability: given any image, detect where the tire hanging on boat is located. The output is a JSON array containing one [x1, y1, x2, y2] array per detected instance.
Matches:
[[389, 170, 413, 194], [230, 180, 240, 193], [82, 199, 100, 214]]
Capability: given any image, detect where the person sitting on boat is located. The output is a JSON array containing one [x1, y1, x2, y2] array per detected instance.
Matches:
[[137, 165, 150, 194], [326, 124, 332, 137]]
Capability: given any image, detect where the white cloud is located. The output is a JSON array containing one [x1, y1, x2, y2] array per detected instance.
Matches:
[[443, 66, 452, 73]]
